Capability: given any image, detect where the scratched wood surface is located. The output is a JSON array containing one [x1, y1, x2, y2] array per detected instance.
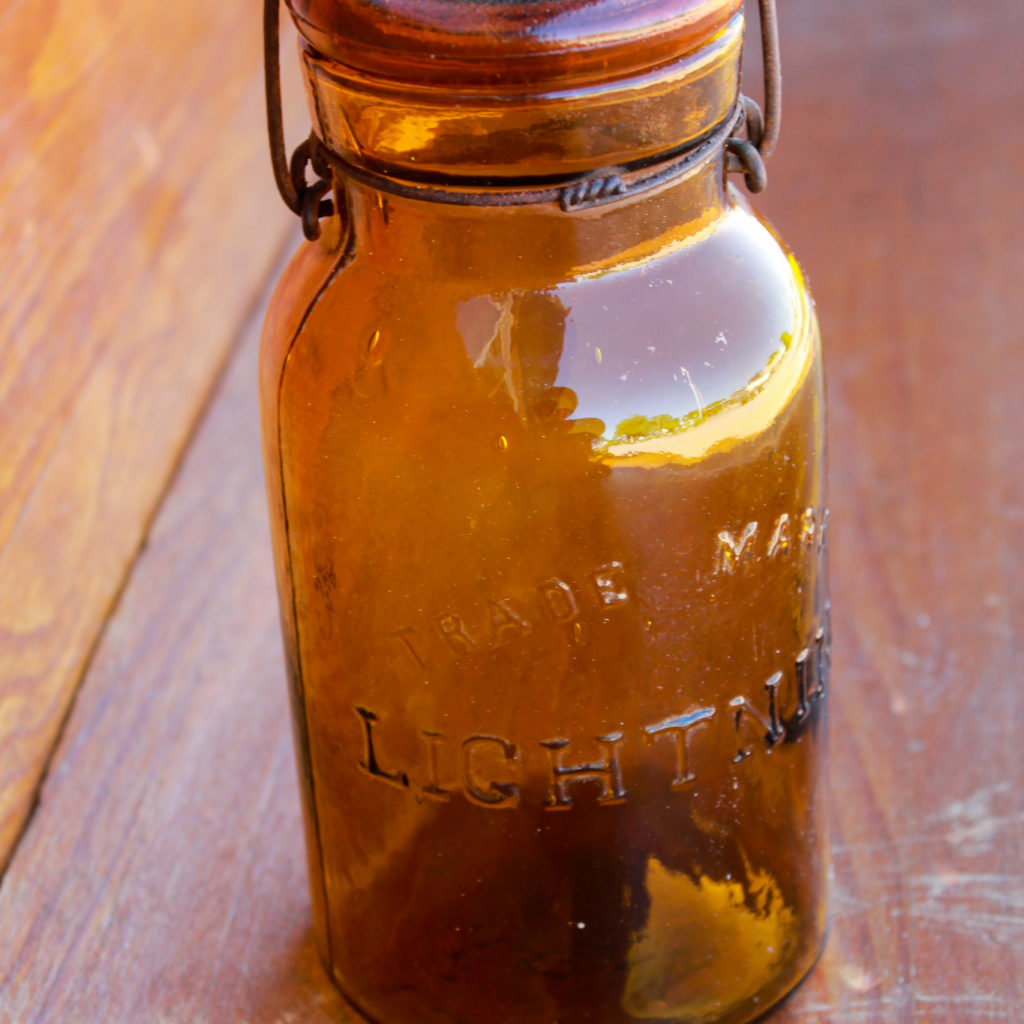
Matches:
[[0, 0, 298, 867], [1, 0, 1022, 1021]]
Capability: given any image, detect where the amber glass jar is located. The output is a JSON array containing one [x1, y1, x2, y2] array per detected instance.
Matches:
[[260, 2, 829, 1021]]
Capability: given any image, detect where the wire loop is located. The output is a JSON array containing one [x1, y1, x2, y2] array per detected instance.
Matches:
[[725, 0, 781, 194], [264, 0, 783, 226], [264, 0, 337, 239]]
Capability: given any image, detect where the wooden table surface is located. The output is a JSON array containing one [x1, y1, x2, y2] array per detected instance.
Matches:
[[1, 1, 1021, 1021]]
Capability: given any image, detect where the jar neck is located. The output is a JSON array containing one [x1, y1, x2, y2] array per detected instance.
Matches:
[[305, 4, 745, 282], [341, 149, 730, 286], [300, 10, 743, 183]]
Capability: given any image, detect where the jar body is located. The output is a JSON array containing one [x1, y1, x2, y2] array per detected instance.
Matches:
[[260, 166, 828, 1023]]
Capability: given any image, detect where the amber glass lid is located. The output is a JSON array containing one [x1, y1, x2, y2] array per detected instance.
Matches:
[[287, 0, 744, 87]]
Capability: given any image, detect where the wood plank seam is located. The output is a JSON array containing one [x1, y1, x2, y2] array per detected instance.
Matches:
[[0, 229, 298, 884], [0, 1, 310, 871]]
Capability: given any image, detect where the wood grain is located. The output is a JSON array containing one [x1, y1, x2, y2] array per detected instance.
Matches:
[[0, 290, 353, 1024], [0, 0, 1022, 1020], [760, 0, 1024, 1018], [0, 2, 301, 866]]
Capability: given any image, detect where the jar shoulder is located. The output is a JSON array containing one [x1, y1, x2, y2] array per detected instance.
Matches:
[[258, 234, 349, 402], [260, 198, 819, 442], [548, 201, 818, 438]]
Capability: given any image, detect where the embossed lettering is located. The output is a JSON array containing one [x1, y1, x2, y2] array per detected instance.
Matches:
[[643, 707, 716, 788], [354, 706, 409, 789], [387, 559, 639, 671], [542, 733, 627, 809], [767, 513, 791, 558], [538, 578, 579, 624], [421, 730, 451, 802], [390, 627, 426, 668], [793, 615, 829, 723], [461, 735, 521, 808], [357, 611, 830, 807], [816, 605, 831, 697], [793, 647, 814, 722], [436, 613, 475, 654], [763, 671, 786, 740], [717, 522, 759, 573], [800, 507, 818, 548], [487, 599, 531, 645], [593, 563, 630, 606], [729, 672, 785, 763]]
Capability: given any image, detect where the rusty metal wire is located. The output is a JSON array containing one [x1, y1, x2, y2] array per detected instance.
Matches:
[[264, 0, 334, 239], [314, 111, 743, 212], [725, 0, 782, 192], [264, 0, 782, 231]]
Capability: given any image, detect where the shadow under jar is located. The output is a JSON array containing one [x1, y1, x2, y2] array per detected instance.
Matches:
[[260, 1, 830, 1021]]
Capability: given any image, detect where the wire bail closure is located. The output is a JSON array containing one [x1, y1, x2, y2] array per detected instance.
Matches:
[[263, 0, 782, 235], [724, 0, 782, 194], [263, 0, 334, 240]]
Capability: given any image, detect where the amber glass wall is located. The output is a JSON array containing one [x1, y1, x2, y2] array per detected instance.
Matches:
[[261, 6, 827, 1021]]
